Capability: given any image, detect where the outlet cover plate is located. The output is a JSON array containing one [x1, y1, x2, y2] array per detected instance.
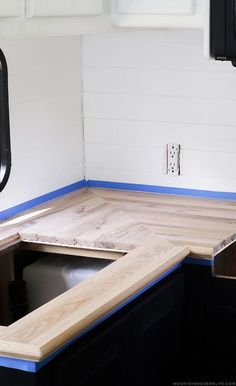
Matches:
[[167, 143, 180, 176]]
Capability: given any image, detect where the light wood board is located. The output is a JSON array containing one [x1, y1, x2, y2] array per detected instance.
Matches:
[[0, 187, 235, 360], [0, 240, 189, 360]]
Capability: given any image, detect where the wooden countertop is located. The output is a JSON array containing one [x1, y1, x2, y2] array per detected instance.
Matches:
[[0, 187, 236, 362]]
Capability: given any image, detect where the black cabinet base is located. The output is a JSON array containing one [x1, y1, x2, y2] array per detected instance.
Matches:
[[0, 269, 184, 386], [183, 264, 236, 382], [2, 265, 236, 385]]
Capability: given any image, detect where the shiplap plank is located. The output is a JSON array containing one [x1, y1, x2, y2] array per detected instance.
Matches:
[[84, 118, 236, 153], [83, 32, 233, 72], [83, 93, 236, 127], [86, 144, 236, 179], [85, 143, 164, 174], [83, 67, 236, 100], [86, 143, 236, 181]]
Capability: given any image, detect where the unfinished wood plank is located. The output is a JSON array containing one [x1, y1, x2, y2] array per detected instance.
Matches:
[[19, 188, 236, 255], [23, 242, 125, 260], [1, 187, 236, 361], [0, 188, 95, 234], [19, 202, 152, 251], [0, 240, 189, 360], [3, 187, 236, 259], [92, 187, 236, 211]]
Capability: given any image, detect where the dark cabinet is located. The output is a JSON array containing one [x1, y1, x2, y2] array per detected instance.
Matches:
[[183, 264, 236, 381], [183, 264, 210, 378], [0, 366, 50, 386], [0, 269, 184, 386], [204, 275, 236, 378], [51, 314, 130, 386], [3, 262, 236, 385], [129, 272, 184, 386]]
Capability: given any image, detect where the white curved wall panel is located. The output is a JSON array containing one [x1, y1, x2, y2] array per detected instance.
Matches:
[[0, 0, 21, 17], [0, 36, 84, 212], [26, 0, 103, 18]]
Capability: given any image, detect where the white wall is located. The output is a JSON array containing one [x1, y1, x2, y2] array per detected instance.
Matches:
[[0, 36, 84, 211], [83, 30, 236, 193]]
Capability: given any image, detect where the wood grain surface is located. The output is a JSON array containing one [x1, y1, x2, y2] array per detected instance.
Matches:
[[0, 187, 235, 361], [19, 188, 236, 256], [0, 240, 189, 360]]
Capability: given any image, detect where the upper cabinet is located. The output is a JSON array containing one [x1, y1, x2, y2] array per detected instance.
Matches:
[[0, 0, 111, 37], [25, 0, 103, 18], [0, 0, 205, 37], [111, 0, 205, 29], [0, 0, 21, 17]]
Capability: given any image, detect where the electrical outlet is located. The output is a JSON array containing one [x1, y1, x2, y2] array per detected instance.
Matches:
[[166, 143, 180, 176]]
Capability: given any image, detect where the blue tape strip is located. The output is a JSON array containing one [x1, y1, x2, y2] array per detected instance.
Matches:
[[1, 179, 236, 221], [0, 257, 212, 372], [87, 180, 236, 200], [0, 179, 219, 373], [0, 262, 182, 373], [0, 357, 37, 372], [184, 256, 213, 267], [0, 180, 87, 221]]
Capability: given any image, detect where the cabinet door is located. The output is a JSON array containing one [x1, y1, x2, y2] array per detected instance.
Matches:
[[112, 0, 204, 28], [129, 272, 184, 386], [203, 276, 236, 378], [51, 314, 130, 386], [0, 366, 50, 386], [184, 264, 236, 380], [26, 0, 103, 18], [118, 0, 195, 15], [183, 264, 210, 377], [0, 0, 21, 17]]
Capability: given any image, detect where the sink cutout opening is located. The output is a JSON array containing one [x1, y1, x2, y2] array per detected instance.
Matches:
[[0, 244, 123, 327]]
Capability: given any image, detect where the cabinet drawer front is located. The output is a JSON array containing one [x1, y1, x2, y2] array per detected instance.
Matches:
[[26, 0, 103, 18], [118, 0, 196, 15]]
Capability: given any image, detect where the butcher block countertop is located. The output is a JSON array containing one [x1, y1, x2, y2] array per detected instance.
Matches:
[[0, 187, 236, 362]]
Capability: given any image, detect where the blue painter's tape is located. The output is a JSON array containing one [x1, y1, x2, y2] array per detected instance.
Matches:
[[185, 256, 213, 267], [0, 180, 87, 221], [0, 357, 37, 372], [1, 179, 236, 222], [0, 179, 221, 373], [87, 180, 236, 201], [0, 262, 182, 373]]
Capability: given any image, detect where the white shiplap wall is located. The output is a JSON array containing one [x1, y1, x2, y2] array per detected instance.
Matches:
[[0, 36, 84, 211], [83, 30, 236, 193]]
